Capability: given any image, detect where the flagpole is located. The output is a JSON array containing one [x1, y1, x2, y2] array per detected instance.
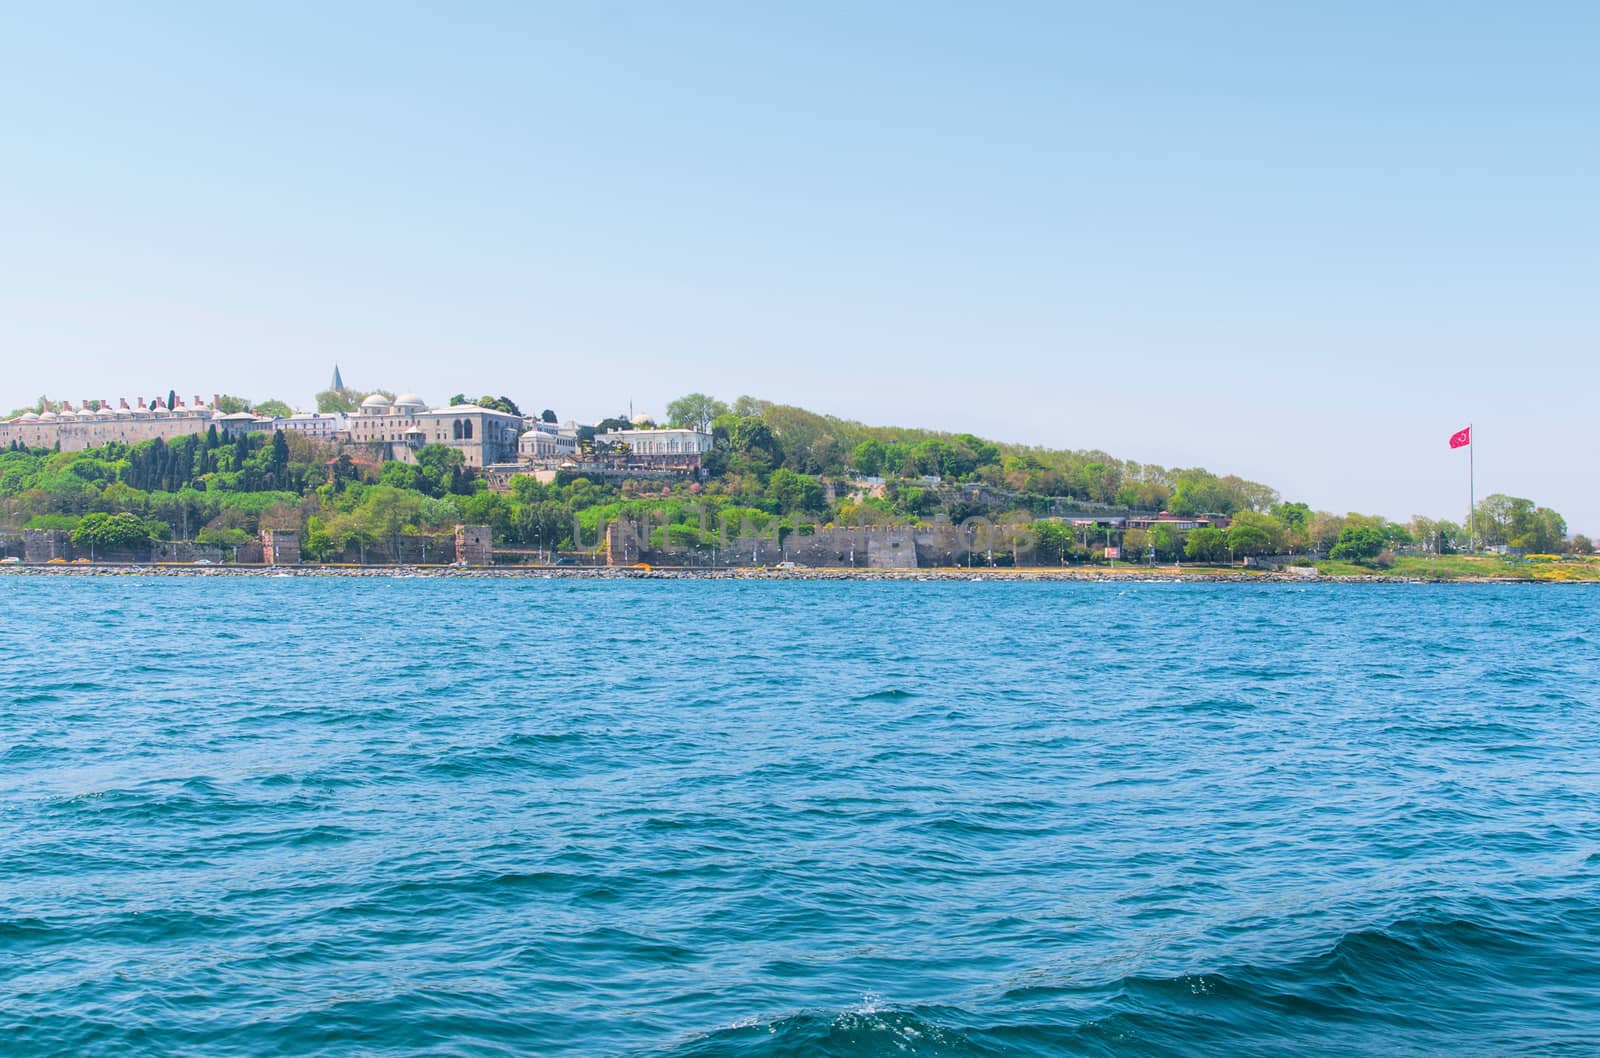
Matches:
[[1469, 422, 1475, 552]]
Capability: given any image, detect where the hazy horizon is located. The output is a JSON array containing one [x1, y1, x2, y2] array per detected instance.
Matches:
[[3, 3, 1595, 532]]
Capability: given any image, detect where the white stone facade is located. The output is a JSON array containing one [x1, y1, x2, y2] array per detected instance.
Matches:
[[274, 413, 348, 440], [597, 427, 714, 460]]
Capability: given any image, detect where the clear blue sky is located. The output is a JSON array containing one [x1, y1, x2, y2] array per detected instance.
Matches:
[[3, 3, 1595, 531]]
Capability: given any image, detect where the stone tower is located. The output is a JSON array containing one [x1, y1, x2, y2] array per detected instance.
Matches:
[[330, 364, 345, 391]]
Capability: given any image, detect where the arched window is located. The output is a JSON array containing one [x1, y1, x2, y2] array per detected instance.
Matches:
[[463, 419, 473, 439], [452, 420, 462, 440]]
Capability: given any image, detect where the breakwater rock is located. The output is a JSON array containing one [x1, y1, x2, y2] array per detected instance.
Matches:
[[0, 563, 1550, 583]]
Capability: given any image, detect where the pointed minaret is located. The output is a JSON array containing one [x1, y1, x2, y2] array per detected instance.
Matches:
[[331, 364, 345, 391]]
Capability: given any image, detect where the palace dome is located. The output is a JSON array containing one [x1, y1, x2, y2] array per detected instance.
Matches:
[[393, 393, 425, 408], [360, 393, 391, 409]]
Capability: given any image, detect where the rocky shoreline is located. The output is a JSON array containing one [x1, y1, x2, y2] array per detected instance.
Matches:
[[0, 563, 1566, 584]]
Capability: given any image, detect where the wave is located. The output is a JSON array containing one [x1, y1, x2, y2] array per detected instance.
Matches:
[[668, 910, 1600, 1057], [670, 996, 997, 1058]]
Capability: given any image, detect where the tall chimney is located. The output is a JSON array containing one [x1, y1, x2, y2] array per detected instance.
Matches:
[[119, 398, 130, 410], [195, 395, 203, 409], [213, 393, 221, 409]]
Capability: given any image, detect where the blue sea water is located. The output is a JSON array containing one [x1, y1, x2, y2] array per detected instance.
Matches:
[[2, 577, 1599, 1056]]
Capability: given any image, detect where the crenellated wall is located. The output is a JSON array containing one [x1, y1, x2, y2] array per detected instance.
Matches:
[[603, 520, 1022, 568]]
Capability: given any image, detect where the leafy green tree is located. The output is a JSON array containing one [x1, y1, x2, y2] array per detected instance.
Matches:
[[1516, 507, 1566, 554], [1226, 510, 1286, 552], [1433, 520, 1463, 554], [302, 516, 336, 561], [476, 395, 521, 416], [1034, 520, 1074, 564], [71, 511, 152, 552], [1225, 522, 1272, 557], [886, 486, 932, 517], [850, 439, 887, 476], [1330, 525, 1386, 562], [355, 486, 424, 561], [1168, 470, 1229, 516], [541, 409, 557, 423], [1122, 527, 1152, 562], [665, 393, 728, 432], [1184, 526, 1228, 562], [1271, 501, 1312, 534], [955, 433, 1001, 468], [255, 400, 294, 419], [1568, 534, 1594, 555], [767, 469, 825, 514], [1149, 523, 1184, 561], [723, 416, 783, 472], [1472, 494, 1567, 553], [197, 525, 252, 547]]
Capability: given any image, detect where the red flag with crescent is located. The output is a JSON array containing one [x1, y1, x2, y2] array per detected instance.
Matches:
[[1449, 426, 1471, 449]]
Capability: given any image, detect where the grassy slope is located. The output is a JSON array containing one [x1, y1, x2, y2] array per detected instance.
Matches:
[[1314, 554, 1600, 581]]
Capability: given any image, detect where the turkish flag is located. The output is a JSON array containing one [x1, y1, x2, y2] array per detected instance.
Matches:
[[1449, 426, 1471, 449]]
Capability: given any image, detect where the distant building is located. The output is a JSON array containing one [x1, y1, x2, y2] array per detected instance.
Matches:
[[1125, 514, 1214, 531], [343, 394, 520, 467], [214, 412, 277, 438], [517, 419, 579, 461], [274, 412, 348, 441], [596, 427, 713, 461], [0, 395, 221, 451]]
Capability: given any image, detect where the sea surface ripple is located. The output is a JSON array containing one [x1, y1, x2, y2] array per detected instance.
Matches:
[[2, 578, 1599, 1056]]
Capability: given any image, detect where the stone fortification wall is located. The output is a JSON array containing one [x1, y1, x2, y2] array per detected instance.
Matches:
[[262, 529, 301, 566], [23, 529, 71, 563], [603, 520, 1008, 569], [455, 525, 493, 565], [151, 541, 224, 564]]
